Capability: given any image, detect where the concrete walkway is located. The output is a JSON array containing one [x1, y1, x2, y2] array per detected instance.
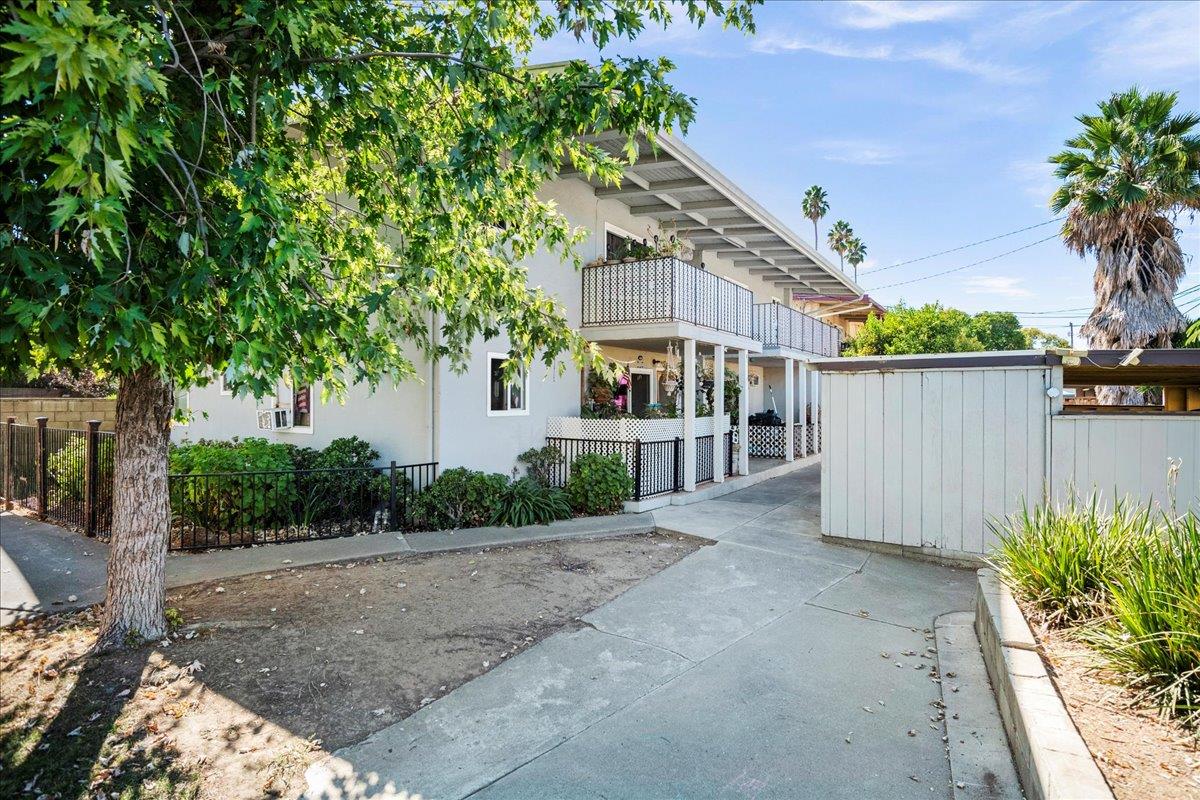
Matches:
[[305, 465, 1021, 800]]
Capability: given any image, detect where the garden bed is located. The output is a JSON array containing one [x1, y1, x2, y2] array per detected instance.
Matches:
[[1032, 622, 1199, 799], [0, 531, 704, 799]]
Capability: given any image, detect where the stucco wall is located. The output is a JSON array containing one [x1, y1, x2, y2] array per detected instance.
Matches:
[[1, 397, 117, 430], [175, 343, 434, 467]]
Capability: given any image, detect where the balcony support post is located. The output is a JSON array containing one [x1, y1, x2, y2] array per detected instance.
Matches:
[[737, 348, 750, 476], [784, 357, 795, 462], [712, 344, 725, 483], [682, 337, 697, 492], [799, 361, 811, 456]]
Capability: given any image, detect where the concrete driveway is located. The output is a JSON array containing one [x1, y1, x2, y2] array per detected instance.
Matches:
[[306, 465, 1021, 800]]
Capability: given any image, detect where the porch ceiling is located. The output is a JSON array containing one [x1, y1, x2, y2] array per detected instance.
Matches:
[[562, 132, 862, 296]]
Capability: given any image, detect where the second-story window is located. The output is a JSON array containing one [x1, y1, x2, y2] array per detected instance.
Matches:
[[606, 230, 633, 260]]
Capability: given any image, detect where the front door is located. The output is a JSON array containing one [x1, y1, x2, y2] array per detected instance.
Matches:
[[630, 372, 652, 415]]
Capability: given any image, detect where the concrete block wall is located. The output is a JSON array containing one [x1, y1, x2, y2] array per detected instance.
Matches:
[[0, 397, 118, 430]]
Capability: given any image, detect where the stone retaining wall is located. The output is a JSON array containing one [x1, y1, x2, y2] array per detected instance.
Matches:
[[0, 397, 117, 430]]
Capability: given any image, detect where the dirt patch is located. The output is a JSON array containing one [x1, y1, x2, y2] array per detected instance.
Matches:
[[1035, 626, 1199, 799], [1, 531, 704, 799]]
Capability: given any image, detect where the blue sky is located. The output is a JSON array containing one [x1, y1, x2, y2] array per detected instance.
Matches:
[[532, 0, 1200, 342]]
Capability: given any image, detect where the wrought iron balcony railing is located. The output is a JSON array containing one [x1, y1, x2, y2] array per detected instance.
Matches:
[[581, 256, 753, 338], [752, 302, 843, 358]]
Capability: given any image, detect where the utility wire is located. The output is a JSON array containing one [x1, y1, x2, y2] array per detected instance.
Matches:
[[865, 234, 1060, 292], [859, 217, 1066, 275]]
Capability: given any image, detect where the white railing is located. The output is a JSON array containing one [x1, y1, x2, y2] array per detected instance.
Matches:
[[582, 257, 753, 338], [752, 303, 842, 357]]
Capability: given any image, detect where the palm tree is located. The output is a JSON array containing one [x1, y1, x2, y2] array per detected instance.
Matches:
[[845, 236, 867, 282], [1050, 87, 1200, 404], [827, 219, 853, 269], [801, 186, 829, 248]]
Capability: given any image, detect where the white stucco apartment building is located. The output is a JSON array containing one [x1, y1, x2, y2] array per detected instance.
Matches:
[[179, 132, 875, 500]]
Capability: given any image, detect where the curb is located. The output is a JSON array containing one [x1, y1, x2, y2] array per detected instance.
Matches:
[[974, 569, 1113, 800]]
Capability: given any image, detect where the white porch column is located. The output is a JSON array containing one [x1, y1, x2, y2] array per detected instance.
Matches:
[[783, 357, 795, 462], [737, 348, 750, 476], [798, 361, 810, 456], [712, 344, 725, 483], [683, 337, 697, 492]]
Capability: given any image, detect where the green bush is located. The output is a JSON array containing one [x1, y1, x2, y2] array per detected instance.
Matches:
[[490, 477, 572, 527], [564, 452, 632, 516], [46, 441, 113, 503], [1085, 513, 1200, 726], [989, 495, 1150, 626], [409, 468, 508, 530], [169, 437, 297, 529], [517, 445, 563, 487], [291, 437, 389, 524]]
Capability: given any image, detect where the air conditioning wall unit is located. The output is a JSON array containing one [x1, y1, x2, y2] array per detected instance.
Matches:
[[257, 407, 293, 431]]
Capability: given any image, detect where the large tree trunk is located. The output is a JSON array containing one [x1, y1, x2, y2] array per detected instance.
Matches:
[[1080, 217, 1186, 406], [95, 366, 174, 651]]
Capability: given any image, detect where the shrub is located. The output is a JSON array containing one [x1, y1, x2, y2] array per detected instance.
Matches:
[[517, 445, 563, 487], [292, 437, 389, 524], [564, 452, 632, 516], [1085, 513, 1200, 725], [409, 468, 508, 530], [46, 441, 113, 503], [490, 477, 572, 527], [169, 437, 297, 529], [989, 495, 1151, 626]]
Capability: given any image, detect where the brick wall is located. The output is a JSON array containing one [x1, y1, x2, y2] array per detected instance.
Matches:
[[0, 397, 117, 430]]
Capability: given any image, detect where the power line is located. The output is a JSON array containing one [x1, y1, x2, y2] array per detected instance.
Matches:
[[860, 217, 1066, 275], [865, 234, 1060, 292]]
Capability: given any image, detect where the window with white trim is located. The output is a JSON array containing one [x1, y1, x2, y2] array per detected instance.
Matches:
[[277, 376, 314, 431], [487, 354, 528, 416]]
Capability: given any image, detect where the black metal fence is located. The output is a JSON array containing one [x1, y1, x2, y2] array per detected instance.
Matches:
[[546, 431, 734, 500], [2, 418, 115, 538], [169, 461, 437, 551], [752, 302, 843, 357], [734, 424, 809, 459], [2, 417, 436, 551]]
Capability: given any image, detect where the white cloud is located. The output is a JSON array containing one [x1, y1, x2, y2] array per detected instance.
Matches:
[[752, 33, 1037, 84], [840, 1, 980, 30], [1008, 159, 1058, 210], [1094, 3, 1200, 78], [962, 275, 1034, 298], [813, 138, 903, 166]]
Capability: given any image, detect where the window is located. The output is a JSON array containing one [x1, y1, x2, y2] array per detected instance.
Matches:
[[277, 375, 315, 432], [218, 372, 233, 395], [487, 354, 528, 416]]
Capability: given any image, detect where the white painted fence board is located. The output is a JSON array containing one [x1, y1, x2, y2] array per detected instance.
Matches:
[[881, 372, 904, 545], [862, 372, 885, 541], [940, 371, 964, 552], [1051, 416, 1200, 514], [920, 371, 944, 549], [960, 371, 985, 553], [900, 371, 924, 546]]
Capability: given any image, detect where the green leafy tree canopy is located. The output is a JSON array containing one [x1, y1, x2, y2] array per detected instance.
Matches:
[[844, 304, 1034, 356], [1, 0, 757, 397]]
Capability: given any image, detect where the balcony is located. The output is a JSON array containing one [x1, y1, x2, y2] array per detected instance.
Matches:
[[581, 256, 753, 341], [752, 302, 843, 358]]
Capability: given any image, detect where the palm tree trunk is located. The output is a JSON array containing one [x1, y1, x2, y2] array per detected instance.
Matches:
[[94, 366, 174, 651], [1081, 227, 1186, 406], [812, 220, 818, 248]]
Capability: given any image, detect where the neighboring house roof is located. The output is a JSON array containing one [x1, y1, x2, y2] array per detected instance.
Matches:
[[791, 292, 887, 319], [560, 131, 863, 296], [808, 349, 1200, 387]]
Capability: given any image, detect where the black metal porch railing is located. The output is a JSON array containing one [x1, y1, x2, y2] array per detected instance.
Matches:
[[1, 417, 437, 551], [546, 431, 735, 501], [751, 302, 843, 357], [733, 423, 809, 459], [581, 256, 753, 338]]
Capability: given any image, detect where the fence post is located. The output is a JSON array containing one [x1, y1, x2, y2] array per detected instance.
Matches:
[[35, 416, 48, 519], [388, 461, 398, 530], [4, 417, 13, 511], [632, 440, 642, 501], [673, 437, 683, 493], [84, 420, 100, 537]]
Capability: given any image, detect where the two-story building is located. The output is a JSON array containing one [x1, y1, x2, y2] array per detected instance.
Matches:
[[179, 131, 874, 505]]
